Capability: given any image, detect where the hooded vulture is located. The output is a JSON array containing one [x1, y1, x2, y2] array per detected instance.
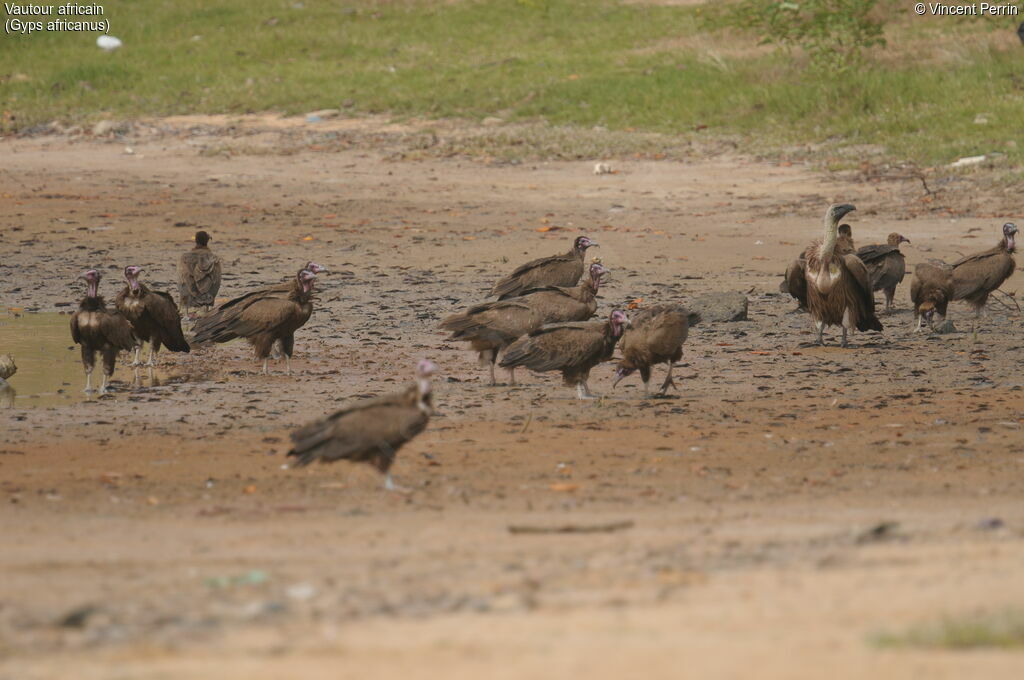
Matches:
[[191, 269, 318, 374], [70, 269, 138, 393], [910, 261, 954, 332], [177, 230, 222, 315], [613, 304, 701, 396], [499, 309, 629, 400], [857, 233, 910, 311], [287, 359, 436, 492], [115, 266, 191, 366], [951, 222, 1017, 333], [440, 262, 609, 385], [781, 223, 855, 311], [803, 205, 882, 347], [490, 236, 598, 299]]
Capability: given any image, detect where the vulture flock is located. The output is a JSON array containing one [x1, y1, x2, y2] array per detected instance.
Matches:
[[62, 207, 1017, 490]]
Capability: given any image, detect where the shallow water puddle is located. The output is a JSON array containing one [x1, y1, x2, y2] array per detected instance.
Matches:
[[0, 312, 173, 408]]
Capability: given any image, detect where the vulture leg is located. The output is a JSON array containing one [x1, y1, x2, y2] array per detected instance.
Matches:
[[840, 326, 849, 348], [481, 350, 497, 386], [101, 348, 118, 394], [575, 383, 595, 400], [99, 374, 109, 394], [508, 367, 517, 386], [914, 315, 923, 333], [659, 363, 678, 395], [884, 287, 896, 312], [280, 335, 295, 374], [815, 321, 825, 346], [261, 358, 269, 375], [81, 347, 96, 393], [84, 369, 94, 394], [383, 474, 412, 494], [146, 344, 157, 367], [131, 345, 142, 367]]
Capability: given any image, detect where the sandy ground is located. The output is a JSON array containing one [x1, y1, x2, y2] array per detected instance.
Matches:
[[1, 116, 1023, 679]]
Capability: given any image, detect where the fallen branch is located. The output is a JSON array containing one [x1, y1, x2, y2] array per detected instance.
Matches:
[[991, 289, 1021, 313], [508, 520, 634, 535]]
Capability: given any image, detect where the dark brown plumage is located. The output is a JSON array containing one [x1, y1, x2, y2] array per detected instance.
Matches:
[[490, 236, 597, 300], [499, 309, 629, 400], [910, 261, 954, 332], [781, 224, 854, 311], [441, 262, 608, 385], [857, 233, 910, 311], [191, 269, 317, 374], [951, 222, 1017, 327], [70, 269, 138, 394], [115, 266, 190, 367], [177, 231, 222, 314], [613, 304, 701, 396], [287, 360, 436, 492], [803, 205, 882, 347]]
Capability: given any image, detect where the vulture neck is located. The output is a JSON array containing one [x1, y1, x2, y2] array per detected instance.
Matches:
[[819, 215, 840, 263], [416, 379, 432, 415]]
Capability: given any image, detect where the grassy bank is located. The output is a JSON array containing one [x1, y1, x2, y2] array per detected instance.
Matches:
[[1, 0, 1022, 167]]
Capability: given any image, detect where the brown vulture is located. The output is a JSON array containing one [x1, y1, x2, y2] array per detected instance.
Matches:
[[613, 304, 701, 396], [499, 309, 629, 400], [857, 233, 910, 311], [910, 261, 954, 332], [286, 359, 436, 492], [951, 222, 1017, 336], [803, 204, 882, 347], [781, 224, 854, 311], [440, 262, 608, 385], [490, 236, 597, 299], [70, 269, 138, 393], [115, 266, 191, 366], [190, 269, 317, 374], [177, 230, 222, 315]]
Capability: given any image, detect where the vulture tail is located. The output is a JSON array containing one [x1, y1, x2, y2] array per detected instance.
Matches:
[[687, 311, 702, 327], [857, 315, 883, 332], [164, 326, 191, 353], [285, 446, 319, 467]]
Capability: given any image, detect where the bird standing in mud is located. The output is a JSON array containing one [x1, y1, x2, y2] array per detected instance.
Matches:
[[286, 360, 437, 492], [440, 262, 609, 385], [490, 236, 598, 299], [116, 266, 191, 366], [951, 222, 1017, 340], [191, 268, 318, 374], [177, 230, 222, 317], [70, 269, 138, 394], [910, 261, 954, 332], [500, 309, 629, 400], [803, 204, 882, 347], [857, 233, 910, 312], [613, 304, 701, 396]]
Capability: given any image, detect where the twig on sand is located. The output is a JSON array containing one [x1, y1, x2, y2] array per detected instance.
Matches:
[[507, 520, 634, 535]]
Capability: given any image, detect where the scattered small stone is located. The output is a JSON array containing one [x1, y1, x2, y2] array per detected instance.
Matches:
[[593, 162, 612, 175], [691, 292, 748, 322]]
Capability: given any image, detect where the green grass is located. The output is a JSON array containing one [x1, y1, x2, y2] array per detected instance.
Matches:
[[2, 0, 1022, 167], [872, 610, 1024, 650]]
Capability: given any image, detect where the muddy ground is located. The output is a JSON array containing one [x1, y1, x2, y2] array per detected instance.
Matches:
[[1, 116, 1023, 679]]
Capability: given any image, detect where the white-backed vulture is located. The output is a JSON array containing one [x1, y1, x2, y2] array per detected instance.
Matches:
[[490, 236, 597, 299], [70, 269, 138, 393], [440, 262, 609, 385], [177, 230, 222, 315], [910, 261, 954, 331], [499, 309, 629, 400], [286, 360, 436, 492], [613, 304, 701, 396], [116, 266, 191, 366], [781, 223, 854, 311], [857, 233, 910, 311], [803, 205, 882, 346], [191, 269, 317, 374]]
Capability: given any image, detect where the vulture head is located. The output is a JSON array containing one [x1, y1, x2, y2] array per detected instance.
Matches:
[[828, 204, 856, 224], [304, 261, 329, 275], [1002, 222, 1018, 252], [297, 269, 317, 293], [919, 301, 942, 327], [612, 360, 636, 388], [588, 262, 610, 289], [573, 236, 598, 254], [415, 359, 438, 414], [80, 269, 102, 297], [123, 265, 144, 293], [838, 224, 853, 238], [610, 309, 630, 337], [195, 230, 212, 247], [888, 233, 910, 246]]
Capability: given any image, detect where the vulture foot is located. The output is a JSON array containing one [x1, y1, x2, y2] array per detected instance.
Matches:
[[658, 365, 679, 395]]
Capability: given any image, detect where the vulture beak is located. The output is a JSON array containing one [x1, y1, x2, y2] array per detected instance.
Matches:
[[900, 236, 911, 244], [612, 367, 632, 389]]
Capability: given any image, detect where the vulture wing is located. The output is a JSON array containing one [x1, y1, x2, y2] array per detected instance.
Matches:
[[98, 310, 139, 350], [855, 244, 899, 264], [841, 254, 883, 332], [440, 300, 542, 343], [951, 250, 1015, 301], [490, 252, 579, 299], [70, 312, 83, 345], [911, 262, 953, 306], [178, 250, 222, 306], [500, 322, 605, 372], [145, 290, 190, 352], [781, 257, 808, 308]]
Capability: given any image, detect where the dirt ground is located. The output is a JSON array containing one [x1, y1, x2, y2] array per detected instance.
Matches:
[[1, 115, 1023, 679]]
